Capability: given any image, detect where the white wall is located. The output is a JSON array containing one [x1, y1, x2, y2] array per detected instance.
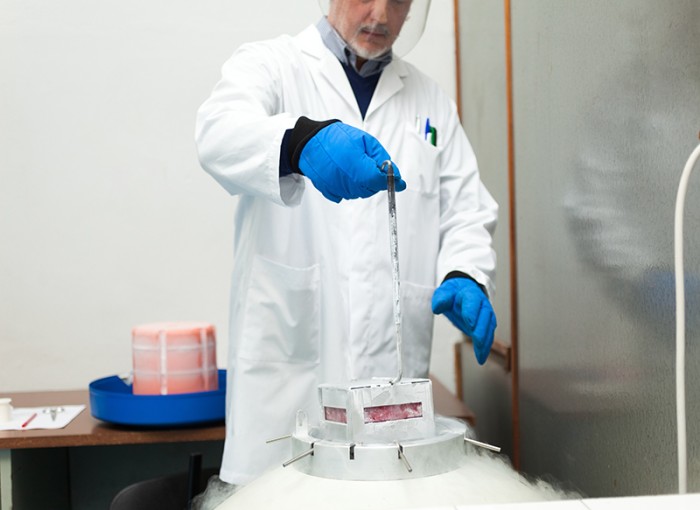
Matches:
[[0, 0, 457, 392]]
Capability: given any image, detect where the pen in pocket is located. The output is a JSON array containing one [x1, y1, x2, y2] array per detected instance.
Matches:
[[424, 118, 437, 146]]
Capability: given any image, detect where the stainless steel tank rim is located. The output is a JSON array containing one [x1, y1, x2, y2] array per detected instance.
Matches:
[[284, 416, 471, 481]]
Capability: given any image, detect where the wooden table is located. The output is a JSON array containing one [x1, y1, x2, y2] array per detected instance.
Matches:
[[0, 389, 225, 510], [0, 390, 225, 451], [0, 376, 472, 509]]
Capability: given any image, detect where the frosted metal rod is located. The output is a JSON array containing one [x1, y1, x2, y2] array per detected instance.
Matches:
[[397, 444, 413, 473], [464, 436, 502, 453], [266, 434, 292, 444], [673, 140, 700, 494], [282, 446, 314, 467], [383, 160, 403, 385]]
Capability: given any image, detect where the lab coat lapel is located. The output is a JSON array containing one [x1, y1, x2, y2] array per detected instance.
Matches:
[[365, 59, 407, 119], [297, 25, 358, 117], [319, 52, 358, 114]]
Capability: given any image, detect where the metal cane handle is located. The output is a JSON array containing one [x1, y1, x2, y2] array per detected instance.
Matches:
[[382, 160, 402, 385]]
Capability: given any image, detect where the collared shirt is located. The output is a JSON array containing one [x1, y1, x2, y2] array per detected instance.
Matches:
[[316, 16, 392, 78]]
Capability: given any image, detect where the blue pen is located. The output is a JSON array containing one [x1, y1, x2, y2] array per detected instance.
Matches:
[[424, 118, 431, 141]]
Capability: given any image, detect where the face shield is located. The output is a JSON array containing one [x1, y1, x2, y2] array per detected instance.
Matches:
[[319, 0, 431, 59]]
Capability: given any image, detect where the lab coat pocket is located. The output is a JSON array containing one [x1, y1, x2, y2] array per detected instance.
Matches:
[[239, 256, 321, 364], [400, 281, 435, 378], [396, 123, 441, 197]]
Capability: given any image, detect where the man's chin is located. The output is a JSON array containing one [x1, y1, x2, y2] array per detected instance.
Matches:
[[350, 43, 391, 61]]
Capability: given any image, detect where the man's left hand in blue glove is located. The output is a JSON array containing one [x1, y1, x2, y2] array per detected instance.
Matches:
[[431, 276, 497, 365]]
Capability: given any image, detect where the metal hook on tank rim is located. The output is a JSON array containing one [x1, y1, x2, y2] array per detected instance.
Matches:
[[282, 444, 315, 467], [396, 442, 413, 473], [266, 434, 292, 444], [464, 435, 502, 453]]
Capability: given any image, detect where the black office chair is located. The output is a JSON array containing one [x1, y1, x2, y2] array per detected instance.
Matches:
[[110, 453, 218, 510]]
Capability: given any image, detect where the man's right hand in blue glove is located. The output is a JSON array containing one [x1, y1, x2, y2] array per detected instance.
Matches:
[[286, 116, 406, 203]]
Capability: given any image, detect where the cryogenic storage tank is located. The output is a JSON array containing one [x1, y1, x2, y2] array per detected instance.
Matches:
[[214, 378, 568, 509]]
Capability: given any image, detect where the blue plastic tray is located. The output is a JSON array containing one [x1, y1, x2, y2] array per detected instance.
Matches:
[[89, 370, 226, 427]]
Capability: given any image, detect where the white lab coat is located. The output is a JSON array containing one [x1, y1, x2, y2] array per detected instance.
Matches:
[[195, 25, 497, 485]]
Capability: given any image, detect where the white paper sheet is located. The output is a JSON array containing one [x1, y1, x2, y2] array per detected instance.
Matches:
[[0, 405, 85, 430]]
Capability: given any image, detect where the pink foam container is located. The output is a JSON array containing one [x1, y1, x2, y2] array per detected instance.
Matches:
[[132, 322, 218, 396]]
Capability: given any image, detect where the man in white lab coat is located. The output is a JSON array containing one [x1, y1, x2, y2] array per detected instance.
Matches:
[[195, 0, 498, 491]]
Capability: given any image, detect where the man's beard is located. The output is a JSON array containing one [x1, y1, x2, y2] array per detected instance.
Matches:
[[349, 23, 393, 60]]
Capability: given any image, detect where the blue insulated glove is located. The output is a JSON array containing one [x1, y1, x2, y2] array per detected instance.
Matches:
[[432, 277, 497, 365], [289, 117, 406, 203]]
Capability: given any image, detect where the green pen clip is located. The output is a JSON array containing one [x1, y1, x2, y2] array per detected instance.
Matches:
[[429, 126, 437, 146]]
